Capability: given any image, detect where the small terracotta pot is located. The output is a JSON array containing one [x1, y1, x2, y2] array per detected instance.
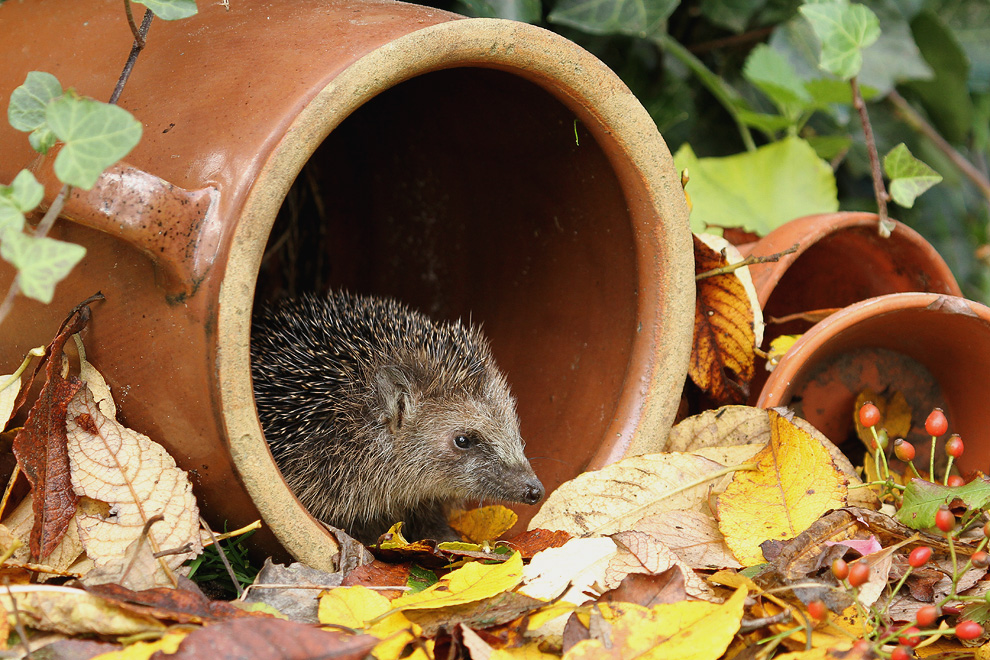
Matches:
[[757, 293, 990, 476], [0, 2, 694, 567], [738, 212, 961, 403]]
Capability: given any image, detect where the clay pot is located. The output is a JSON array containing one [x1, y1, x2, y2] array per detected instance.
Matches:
[[0, 2, 694, 567], [757, 293, 990, 476], [738, 212, 961, 403]]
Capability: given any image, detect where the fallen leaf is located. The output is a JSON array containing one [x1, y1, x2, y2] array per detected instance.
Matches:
[[562, 587, 746, 660], [318, 585, 422, 659], [529, 453, 730, 537], [85, 630, 186, 660], [404, 590, 547, 637], [853, 389, 912, 443], [519, 537, 617, 602], [159, 617, 377, 660], [636, 510, 742, 569], [390, 552, 524, 612], [765, 334, 801, 370], [690, 234, 757, 405], [84, 583, 265, 624], [607, 530, 714, 600], [500, 529, 572, 559], [3, 494, 84, 573], [0, 374, 20, 429], [450, 506, 518, 543], [12, 306, 89, 558], [717, 409, 849, 566], [73, 334, 115, 420], [597, 567, 686, 608], [246, 559, 343, 622], [66, 386, 201, 584], [0, 584, 165, 636]]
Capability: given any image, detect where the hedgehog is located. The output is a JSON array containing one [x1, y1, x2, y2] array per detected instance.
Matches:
[[250, 291, 544, 544]]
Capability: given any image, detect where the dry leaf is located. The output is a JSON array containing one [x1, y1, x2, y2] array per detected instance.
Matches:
[[0, 584, 165, 636], [0, 374, 20, 429], [690, 234, 757, 405], [607, 530, 714, 600], [636, 510, 742, 569], [854, 389, 912, 443], [85, 630, 187, 660], [318, 585, 422, 659], [717, 410, 849, 566], [562, 587, 746, 660], [390, 552, 524, 612], [766, 334, 801, 370], [519, 537, 617, 602], [66, 386, 201, 583], [73, 334, 115, 420], [3, 495, 84, 573], [529, 453, 730, 537], [450, 505, 518, 543]]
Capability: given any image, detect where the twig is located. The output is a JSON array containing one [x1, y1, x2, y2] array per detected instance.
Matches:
[[200, 516, 244, 598], [119, 514, 164, 585], [110, 6, 154, 105], [3, 579, 30, 659], [123, 0, 145, 49], [850, 76, 893, 237], [202, 519, 262, 546], [767, 308, 841, 325], [695, 244, 799, 280], [688, 26, 775, 55], [888, 89, 990, 202]]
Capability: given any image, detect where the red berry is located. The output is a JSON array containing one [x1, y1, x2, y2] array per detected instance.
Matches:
[[848, 561, 870, 587], [891, 645, 912, 660], [898, 626, 921, 647], [807, 599, 827, 621], [947, 474, 966, 487], [925, 408, 948, 436], [954, 620, 983, 640], [935, 506, 955, 533], [946, 435, 964, 458], [984, 521, 990, 538], [832, 558, 849, 581], [972, 551, 989, 568], [859, 402, 881, 427], [916, 605, 939, 627], [894, 438, 915, 462], [908, 546, 932, 568]]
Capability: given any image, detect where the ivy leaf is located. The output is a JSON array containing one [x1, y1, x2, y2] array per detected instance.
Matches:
[[884, 143, 943, 208], [799, 1, 881, 80], [7, 71, 63, 132], [548, 0, 678, 38], [45, 95, 142, 190], [898, 477, 990, 530], [133, 0, 198, 20], [743, 44, 813, 118], [674, 137, 838, 234], [0, 170, 44, 237], [0, 232, 87, 304]]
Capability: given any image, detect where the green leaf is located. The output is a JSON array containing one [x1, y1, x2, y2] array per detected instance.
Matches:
[[674, 136, 839, 234], [407, 564, 439, 594], [897, 477, 990, 530], [7, 71, 62, 132], [457, 0, 541, 21], [0, 171, 44, 239], [884, 143, 943, 208], [743, 44, 813, 118], [0, 232, 86, 304], [737, 110, 794, 137], [0, 203, 25, 239], [45, 95, 142, 190], [547, 0, 678, 38], [133, 0, 198, 20], [28, 127, 58, 155], [806, 134, 853, 160], [800, 2, 881, 80], [700, 0, 768, 33]]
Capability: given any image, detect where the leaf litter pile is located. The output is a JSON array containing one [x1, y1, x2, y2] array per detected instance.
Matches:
[[2, 260, 990, 660]]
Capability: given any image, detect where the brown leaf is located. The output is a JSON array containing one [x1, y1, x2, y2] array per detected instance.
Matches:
[[404, 590, 547, 637], [151, 618, 377, 660], [85, 583, 267, 624], [690, 235, 755, 405], [598, 567, 687, 608], [12, 307, 90, 558], [501, 528, 573, 559], [341, 560, 412, 600]]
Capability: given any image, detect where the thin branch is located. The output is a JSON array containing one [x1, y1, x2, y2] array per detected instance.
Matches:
[[110, 7, 155, 105], [688, 26, 774, 55], [851, 76, 893, 237], [888, 89, 990, 203], [201, 516, 245, 598], [696, 244, 799, 280]]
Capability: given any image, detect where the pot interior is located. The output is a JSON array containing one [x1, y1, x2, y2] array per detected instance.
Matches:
[[253, 67, 639, 529]]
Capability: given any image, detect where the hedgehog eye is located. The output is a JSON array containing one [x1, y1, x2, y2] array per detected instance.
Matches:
[[454, 434, 474, 450]]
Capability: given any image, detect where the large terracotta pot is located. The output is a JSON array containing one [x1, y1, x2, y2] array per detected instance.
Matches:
[[739, 212, 961, 404], [0, 1, 694, 568], [757, 293, 990, 476]]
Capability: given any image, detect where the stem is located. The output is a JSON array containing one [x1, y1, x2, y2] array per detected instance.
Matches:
[[109, 7, 154, 105], [850, 76, 892, 236], [888, 89, 990, 202], [929, 435, 937, 482], [654, 34, 757, 152], [944, 456, 955, 485], [695, 244, 799, 280]]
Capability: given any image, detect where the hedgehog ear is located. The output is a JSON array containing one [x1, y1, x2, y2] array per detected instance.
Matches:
[[375, 366, 414, 433]]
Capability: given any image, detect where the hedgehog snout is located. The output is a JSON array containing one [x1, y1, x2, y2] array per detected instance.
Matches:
[[521, 478, 544, 505]]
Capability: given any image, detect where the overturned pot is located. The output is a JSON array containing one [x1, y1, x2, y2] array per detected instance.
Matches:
[[0, 2, 694, 568], [738, 212, 961, 403], [757, 293, 990, 476]]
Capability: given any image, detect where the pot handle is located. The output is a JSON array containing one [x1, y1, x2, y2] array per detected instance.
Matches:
[[32, 157, 220, 301]]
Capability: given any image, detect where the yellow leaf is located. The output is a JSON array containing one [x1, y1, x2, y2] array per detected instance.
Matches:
[[92, 631, 187, 659], [854, 389, 912, 443], [492, 644, 560, 659], [318, 586, 420, 659], [390, 552, 523, 611], [374, 522, 410, 549], [717, 410, 849, 566], [562, 587, 747, 660], [449, 506, 518, 543], [526, 601, 578, 630], [766, 334, 801, 369]]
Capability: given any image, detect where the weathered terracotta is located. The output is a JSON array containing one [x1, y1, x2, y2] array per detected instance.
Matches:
[[0, 2, 694, 568], [757, 293, 990, 476], [739, 212, 961, 403]]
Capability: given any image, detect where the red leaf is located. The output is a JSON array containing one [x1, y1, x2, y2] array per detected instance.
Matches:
[[12, 307, 90, 558]]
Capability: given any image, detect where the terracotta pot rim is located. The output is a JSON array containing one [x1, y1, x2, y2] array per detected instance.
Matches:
[[745, 212, 961, 307], [215, 18, 694, 568], [757, 292, 989, 409]]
